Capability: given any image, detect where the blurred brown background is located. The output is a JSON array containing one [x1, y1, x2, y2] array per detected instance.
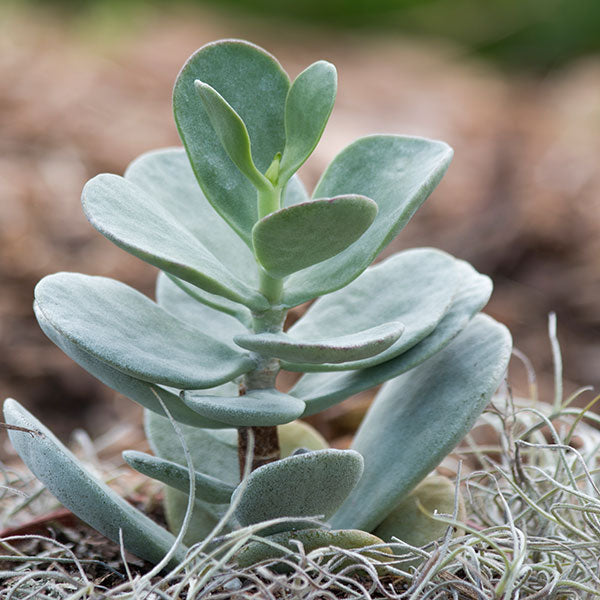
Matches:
[[1, 0, 599, 445]]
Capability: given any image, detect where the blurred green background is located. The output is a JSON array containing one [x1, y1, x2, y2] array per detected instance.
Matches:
[[22, 0, 600, 71]]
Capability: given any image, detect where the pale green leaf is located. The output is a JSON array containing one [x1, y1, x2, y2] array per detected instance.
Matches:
[[182, 388, 305, 427], [194, 80, 269, 190], [35, 303, 231, 428], [282, 136, 453, 307], [82, 173, 267, 311], [145, 410, 240, 544], [290, 260, 492, 415], [156, 272, 250, 342], [252, 195, 377, 278], [278, 420, 329, 457], [236, 528, 388, 568], [145, 410, 239, 483], [164, 488, 231, 546], [372, 475, 465, 549], [278, 60, 337, 183], [35, 273, 255, 389], [283, 174, 309, 207], [173, 40, 290, 243], [125, 147, 258, 289], [158, 272, 252, 328], [283, 248, 458, 371], [232, 449, 363, 535], [234, 321, 404, 364], [144, 415, 332, 545], [123, 450, 235, 503], [4, 399, 185, 568], [329, 315, 512, 532]]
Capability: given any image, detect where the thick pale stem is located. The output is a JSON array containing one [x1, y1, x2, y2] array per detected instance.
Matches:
[[257, 184, 281, 219], [258, 270, 283, 306], [237, 269, 287, 477], [237, 348, 283, 477], [237, 172, 288, 477]]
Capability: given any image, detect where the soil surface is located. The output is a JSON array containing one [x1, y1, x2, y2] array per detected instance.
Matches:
[[1, 5, 599, 450]]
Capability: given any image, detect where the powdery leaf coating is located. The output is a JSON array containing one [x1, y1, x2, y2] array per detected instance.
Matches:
[[194, 80, 268, 190], [234, 321, 404, 364], [174, 40, 290, 243], [155, 271, 250, 343], [284, 248, 458, 371], [181, 388, 306, 427], [34, 273, 255, 389], [329, 314, 512, 532], [373, 475, 465, 549], [282, 174, 309, 207], [125, 147, 260, 314], [236, 528, 389, 568], [122, 450, 235, 503], [145, 410, 240, 544], [290, 259, 492, 415], [82, 173, 267, 311], [252, 195, 377, 278], [278, 420, 329, 457], [35, 304, 227, 428], [278, 60, 337, 183], [232, 448, 364, 535], [4, 399, 185, 569], [144, 417, 324, 546], [282, 135, 454, 307]]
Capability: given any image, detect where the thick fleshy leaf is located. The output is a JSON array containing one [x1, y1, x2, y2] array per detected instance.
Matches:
[[156, 272, 250, 343], [329, 315, 512, 532], [282, 136, 453, 307], [234, 321, 404, 364], [145, 410, 240, 544], [145, 411, 240, 485], [145, 414, 331, 545], [290, 260, 492, 415], [283, 173, 309, 207], [123, 450, 235, 503], [82, 173, 267, 311], [194, 81, 268, 190], [372, 476, 465, 549], [157, 272, 252, 328], [173, 40, 290, 243], [284, 248, 458, 371], [125, 147, 258, 288], [278, 420, 329, 457], [252, 195, 377, 278], [232, 449, 364, 535], [236, 529, 389, 568], [278, 61, 337, 183], [35, 303, 232, 428], [4, 399, 185, 568], [182, 388, 305, 426], [35, 273, 255, 389]]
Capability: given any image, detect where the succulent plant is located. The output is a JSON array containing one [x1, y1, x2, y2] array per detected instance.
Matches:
[[4, 39, 512, 568]]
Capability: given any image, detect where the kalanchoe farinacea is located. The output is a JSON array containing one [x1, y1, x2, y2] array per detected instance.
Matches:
[[4, 39, 512, 568]]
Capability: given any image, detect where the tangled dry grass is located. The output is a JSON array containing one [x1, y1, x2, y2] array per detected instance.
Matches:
[[1, 318, 599, 599]]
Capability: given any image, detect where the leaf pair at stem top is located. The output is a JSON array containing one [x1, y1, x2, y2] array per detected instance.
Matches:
[[176, 42, 380, 300]]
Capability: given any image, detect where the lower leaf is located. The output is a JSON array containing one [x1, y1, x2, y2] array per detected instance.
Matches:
[[3, 399, 186, 568], [329, 314, 511, 532]]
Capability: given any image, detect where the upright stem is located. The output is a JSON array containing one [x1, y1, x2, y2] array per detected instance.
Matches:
[[237, 184, 286, 476], [257, 184, 280, 219], [236, 315, 285, 476], [238, 426, 280, 474]]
